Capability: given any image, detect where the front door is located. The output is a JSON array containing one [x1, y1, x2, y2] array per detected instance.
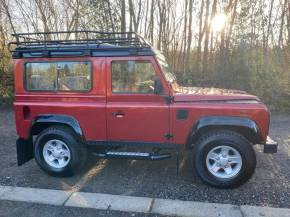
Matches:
[[106, 56, 171, 144]]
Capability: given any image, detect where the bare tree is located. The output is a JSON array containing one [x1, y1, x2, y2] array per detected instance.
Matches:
[[121, 0, 126, 32], [0, 0, 17, 35], [0, 0, 290, 110], [202, 0, 210, 74], [185, 0, 193, 72]]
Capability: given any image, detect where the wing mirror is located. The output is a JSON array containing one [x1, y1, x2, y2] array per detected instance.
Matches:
[[154, 77, 163, 95]]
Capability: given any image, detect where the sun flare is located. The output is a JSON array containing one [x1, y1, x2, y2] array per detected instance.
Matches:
[[211, 14, 227, 32]]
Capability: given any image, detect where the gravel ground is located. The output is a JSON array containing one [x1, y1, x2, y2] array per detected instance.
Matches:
[[0, 107, 289, 208]]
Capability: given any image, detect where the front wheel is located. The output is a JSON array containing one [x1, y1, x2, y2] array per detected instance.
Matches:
[[34, 126, 87, 177], [193, 130, 256, 188]]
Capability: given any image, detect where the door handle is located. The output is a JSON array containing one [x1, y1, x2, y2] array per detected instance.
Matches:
[[112, 112, 125, 118]]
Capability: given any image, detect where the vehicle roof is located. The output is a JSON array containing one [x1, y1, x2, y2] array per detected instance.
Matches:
[[9, 30, 155, 59]]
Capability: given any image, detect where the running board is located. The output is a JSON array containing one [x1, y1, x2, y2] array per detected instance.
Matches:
[[93, 151, 171, 161]]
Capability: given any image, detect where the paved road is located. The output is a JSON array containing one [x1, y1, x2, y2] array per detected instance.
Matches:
[[0, 107, 290, 208], [0, 200, 164, 217]]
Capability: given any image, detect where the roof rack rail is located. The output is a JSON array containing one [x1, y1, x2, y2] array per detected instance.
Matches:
[[9, 30, 153, 58]]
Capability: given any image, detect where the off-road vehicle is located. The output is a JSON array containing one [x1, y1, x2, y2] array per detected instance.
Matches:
[[9, 31, 277, 188]]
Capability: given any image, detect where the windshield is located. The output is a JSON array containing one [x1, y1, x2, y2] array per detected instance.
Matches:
[[156, 53, 176, 83]]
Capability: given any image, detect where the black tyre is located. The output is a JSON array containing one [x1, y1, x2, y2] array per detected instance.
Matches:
[[34, 126, 87, 177], [193, 130, 256, 188]]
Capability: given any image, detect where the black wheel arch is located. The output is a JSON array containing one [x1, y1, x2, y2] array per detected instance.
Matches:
[[30, 114, 84, 141], [186, 116, 263, 149]]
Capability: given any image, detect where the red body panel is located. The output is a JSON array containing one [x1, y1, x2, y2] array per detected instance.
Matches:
[[14, 57, 107, 141], [13, 55, 270, 145], [171, 102, 269, 145], [106, 56, 170, 143]]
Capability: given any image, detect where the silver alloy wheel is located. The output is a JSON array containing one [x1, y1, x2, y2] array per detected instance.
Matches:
[[206, 145, 242, 179], [43, 139, 71, 169]]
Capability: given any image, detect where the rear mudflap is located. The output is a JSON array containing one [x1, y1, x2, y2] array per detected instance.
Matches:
[[264, 136, 278, 153], [16, 137, 34, 166]]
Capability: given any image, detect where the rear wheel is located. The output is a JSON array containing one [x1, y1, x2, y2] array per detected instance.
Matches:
[[34, 126, 87, 177], [193, 130, 256, 188]]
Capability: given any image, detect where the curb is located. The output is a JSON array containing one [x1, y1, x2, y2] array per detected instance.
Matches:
[[0, 185, 289, 217]]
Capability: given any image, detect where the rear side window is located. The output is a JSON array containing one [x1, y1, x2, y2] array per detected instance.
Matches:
[[25, 61, 92, 91]]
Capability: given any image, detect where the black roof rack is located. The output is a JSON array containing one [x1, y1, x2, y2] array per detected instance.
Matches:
[[9, 30, 154, 58]]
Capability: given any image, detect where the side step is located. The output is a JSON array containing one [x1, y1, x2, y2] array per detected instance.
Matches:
[[93, 151, 171, 161]]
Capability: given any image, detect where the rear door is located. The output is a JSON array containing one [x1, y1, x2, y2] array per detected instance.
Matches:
[[106, 56, 171, 144]]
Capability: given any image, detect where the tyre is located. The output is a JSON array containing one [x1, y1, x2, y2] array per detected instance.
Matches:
[[34, 126, 87, 177], [193, 130, 256, 188]]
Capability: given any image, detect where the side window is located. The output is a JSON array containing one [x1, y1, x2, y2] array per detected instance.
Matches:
[[112, 61, 156, 94], [57, 62, 91, 91], [25, 61, 92, 91], [25, 63, 57, 91]]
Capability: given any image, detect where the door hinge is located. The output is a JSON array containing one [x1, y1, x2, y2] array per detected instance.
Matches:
[[163, 95, 173, 104], [164, 133, 173, 140]]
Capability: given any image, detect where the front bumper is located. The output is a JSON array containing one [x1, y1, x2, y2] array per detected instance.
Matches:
[[264, 136, 278, 153]]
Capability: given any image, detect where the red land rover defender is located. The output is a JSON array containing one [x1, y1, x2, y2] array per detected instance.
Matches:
[[9, 31, 277, 188]]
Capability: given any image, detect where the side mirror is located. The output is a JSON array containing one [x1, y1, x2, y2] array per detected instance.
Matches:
[[154, 77, 163, 95]]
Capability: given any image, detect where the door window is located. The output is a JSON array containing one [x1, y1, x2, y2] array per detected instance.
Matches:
[[112, 61, 156, 94]]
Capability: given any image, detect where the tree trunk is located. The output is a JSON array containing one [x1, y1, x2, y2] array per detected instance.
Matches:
[[202, 0, 210, 74], [286, 1, 290, 45], [182, 0, 188, 74], [197, 0, 205, 73], [149, 0, 155, 45], [265, 0, 275, 50], [209, 0, 217, 74], [226, 0, 238, 50], [186, 0, 193, 73], [121, 0, 126, 32]]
